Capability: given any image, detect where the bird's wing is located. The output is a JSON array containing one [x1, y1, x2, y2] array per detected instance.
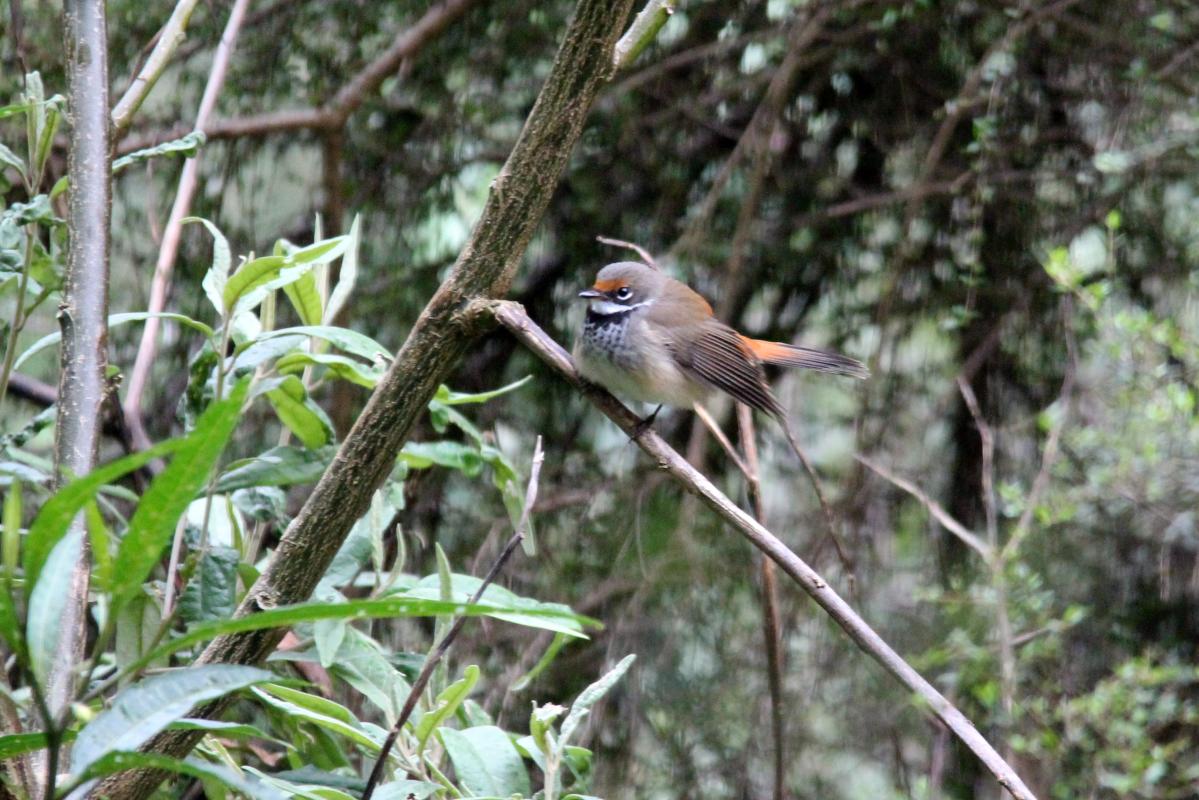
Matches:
[[662, 319, 783, 417]]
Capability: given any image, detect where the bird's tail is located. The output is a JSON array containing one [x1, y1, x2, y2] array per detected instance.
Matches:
[[742, 337, 869, 379]]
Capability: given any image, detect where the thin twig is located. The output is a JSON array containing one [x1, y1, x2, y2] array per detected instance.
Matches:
[[613, 0, 676, 69], [855, 455, 992, 560], [691, 402, 750, 476], [110, 0, 204, 137], [1003, 313, 1076, 561], [491, 300, 1039, 800], [596, 235, 658, 269], [736, 404, 787, 800], [361, 437, 545, 800], [956, 377, 999, 549]]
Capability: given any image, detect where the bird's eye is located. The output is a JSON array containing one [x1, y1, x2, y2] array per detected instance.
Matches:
[[615, 286, 632, 300]]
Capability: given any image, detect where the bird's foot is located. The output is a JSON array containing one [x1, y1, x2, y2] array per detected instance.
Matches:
[[631, 405, 662, 440]]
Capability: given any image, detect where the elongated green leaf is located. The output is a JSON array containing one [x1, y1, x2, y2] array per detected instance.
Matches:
[[400, 441, 484, 476], [129, 597, 593, 682], [14, 312, 214, 371], [435, 376, 532, 405], [439, 725, 530, 797], [111, 379, 249, 606], [287, 236, 349, 265], [257, 325, 389, 362], [512, 632, 571, 692], [216, 445, 334, 492], [0, 479, 22, 655], [167, 718, 277, 741], [276, 352, 382, 388], [71, 664, 274, 776], [78, 752, 285, 800], [185, 217, 232, 317], [26, 529, 82, 687], [0, 142, 26, 182], [112, 132, 206, 174], [283, 271, 323, 326], [369, 780, 441, 800], [23, 439, 181, 593], [405, 574, 596, 638], [415, 665, 479, 752], [0, 728, 76, 760], [324, 215, 360, 324], [223, 254, 288, 312], [323, 627, 405, 719], [179, 546, 239, 624], [251, 686, 378, 751], [265, 376, 331, 448], [559, 654, 636, 747]]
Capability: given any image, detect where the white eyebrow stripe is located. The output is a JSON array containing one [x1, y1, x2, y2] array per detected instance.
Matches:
[[588, 299, 654, 315]]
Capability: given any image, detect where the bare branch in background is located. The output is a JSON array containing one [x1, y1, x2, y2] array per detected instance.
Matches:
[[596, 235, 659, 269], [121, 0, 252, 457], [490, 299, 1040, 800], [115, 0, 484, 154]]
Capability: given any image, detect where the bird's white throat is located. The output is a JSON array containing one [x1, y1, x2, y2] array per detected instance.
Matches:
[[587, 298, 654, 315]]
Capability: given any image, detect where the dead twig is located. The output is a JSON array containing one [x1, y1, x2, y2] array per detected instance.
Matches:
[[360, 437, 545, 800], [596, 235, 658, 269]]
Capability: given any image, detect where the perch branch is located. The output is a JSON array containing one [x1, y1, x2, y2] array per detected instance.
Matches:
[[490, 300, 1038, 800]]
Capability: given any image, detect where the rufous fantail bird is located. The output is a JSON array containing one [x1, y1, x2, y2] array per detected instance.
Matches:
[[573, 261, 867, 442]]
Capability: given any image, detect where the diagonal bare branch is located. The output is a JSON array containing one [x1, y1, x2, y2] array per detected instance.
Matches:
[[490, 299, 1037, 800]]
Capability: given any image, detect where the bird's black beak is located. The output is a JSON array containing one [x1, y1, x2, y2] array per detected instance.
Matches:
[[577, 289, 603, 299]]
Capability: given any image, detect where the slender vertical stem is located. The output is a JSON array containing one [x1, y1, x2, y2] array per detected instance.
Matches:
[[41, 1, 112, 796], [737, 403, 788, 800]]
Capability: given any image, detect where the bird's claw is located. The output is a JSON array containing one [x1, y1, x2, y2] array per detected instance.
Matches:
[[630, 405, 662, 440]]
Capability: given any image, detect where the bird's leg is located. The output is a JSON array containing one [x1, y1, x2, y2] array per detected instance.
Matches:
[[631, 405, 663, 439]]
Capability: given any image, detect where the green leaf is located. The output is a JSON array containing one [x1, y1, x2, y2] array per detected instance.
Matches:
[[404, 574, 597, 638], [283, 271, 323, 327], [0, 479, 22, 654], [223, 254, 289, 312], [276, 351, 382, 388], [114, 588, 165, 678], [258, 325, 390, 362], [179, 546, 239, 624], [439, 725, 530, 797], [14, 311, 214, 371], [185, 217, 232, 316], [370, 780, 441, 800], [167, 718, 277, 741], [435, 376, 532, 405], [0, 731, 48, 760], [400, 441, 484, 476], [22, 438, 181, 595], [26, 529, 82, 688], [129, 597, 590, 682], [512, 632, 571, 692], [216, 445, 334, 492], [324, 215, 360, 324], [71, 664, 275, 777], [112, 131, 206, 174], [0, 143, 26, 183], [77, 752, 285, 800], [560, 655, 636, 747], [251, 685, 379, 752], [323, 627, 406, 719], [111, 379, 249, 606], [530, 703, 565, 755], [415, 665, 480, 752], [264, 376, 332, 448]]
